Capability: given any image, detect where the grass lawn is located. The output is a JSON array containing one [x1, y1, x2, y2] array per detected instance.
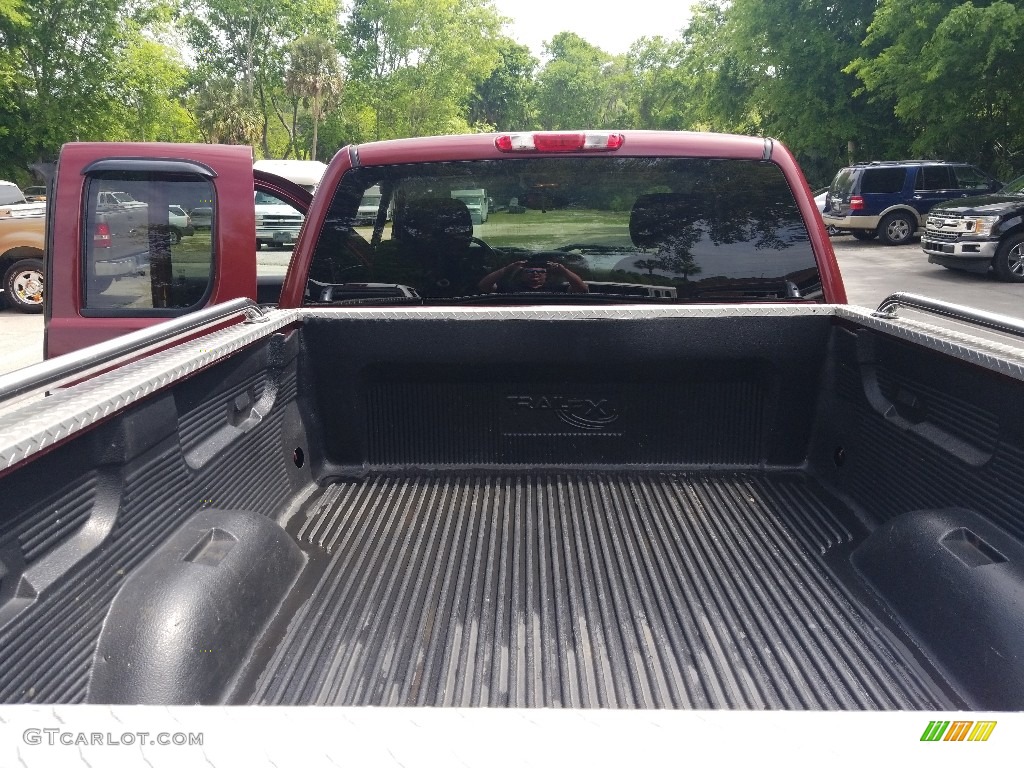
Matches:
[[357, 208, 634, 252], [479, 209, 634, 250]]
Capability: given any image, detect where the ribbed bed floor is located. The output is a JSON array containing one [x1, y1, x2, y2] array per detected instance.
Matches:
[[247, 472, 954, 709]]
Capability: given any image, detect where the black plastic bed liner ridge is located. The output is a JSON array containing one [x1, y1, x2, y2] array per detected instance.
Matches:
[[233, 470, 958, 710]]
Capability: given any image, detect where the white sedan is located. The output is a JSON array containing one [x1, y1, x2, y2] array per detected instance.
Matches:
[[167, 205, 195, 244], [815, 188, 840, 236]]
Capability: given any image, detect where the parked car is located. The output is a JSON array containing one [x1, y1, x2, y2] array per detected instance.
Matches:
[[254, 190, 304, 249], [252, 159, 326, 248], [21, 185, 47, 202], [450, 188, 489, 224], [356, 185, 388, 224], [821, 161, 1000, 245], [0, 181, 27, 206], [0, 180, 45, 216], [0, 208, 44, 312], [922, 173, 1024, 280], [167, 204, 195, 244], [814, 187, 839, 236], [189, 205, 212, 229]]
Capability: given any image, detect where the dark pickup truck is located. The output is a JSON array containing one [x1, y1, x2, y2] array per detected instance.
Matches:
[[923, 174, 1024, 280], [0, 131, 1021, 716]]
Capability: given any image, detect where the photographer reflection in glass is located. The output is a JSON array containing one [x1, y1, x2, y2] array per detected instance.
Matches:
[[478, 258, 589, 294]]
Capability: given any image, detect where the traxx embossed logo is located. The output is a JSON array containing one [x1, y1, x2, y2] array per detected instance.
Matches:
[[507, 395, 620, 430]]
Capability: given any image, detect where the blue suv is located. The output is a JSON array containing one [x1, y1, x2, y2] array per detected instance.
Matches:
[[821, 161, 999, 245]]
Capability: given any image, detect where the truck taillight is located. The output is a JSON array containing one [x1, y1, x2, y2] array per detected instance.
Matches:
[[93, 222, 112, 248], [495, 132, 625, 153], [849, 196, 864, 212]]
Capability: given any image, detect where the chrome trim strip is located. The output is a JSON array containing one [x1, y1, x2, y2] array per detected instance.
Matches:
[[873, 292, 1024, 340], [839, 303, 1024, 381]]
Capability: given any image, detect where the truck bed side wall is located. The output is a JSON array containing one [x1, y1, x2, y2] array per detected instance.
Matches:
[[0, 330, 312, 703]]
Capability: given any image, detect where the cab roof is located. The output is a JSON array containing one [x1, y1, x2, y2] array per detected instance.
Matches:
[[347, 131, 775, 167]]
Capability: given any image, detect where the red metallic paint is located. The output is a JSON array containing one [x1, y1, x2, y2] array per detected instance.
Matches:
[[46, 132, 846, 353], [44, 144, 311, 359]]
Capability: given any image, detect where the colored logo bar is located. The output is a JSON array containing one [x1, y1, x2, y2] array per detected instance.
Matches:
[[921, 721, 997, 742]]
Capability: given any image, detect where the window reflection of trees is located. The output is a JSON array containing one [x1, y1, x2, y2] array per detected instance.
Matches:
[[308, 158, 819, 301]]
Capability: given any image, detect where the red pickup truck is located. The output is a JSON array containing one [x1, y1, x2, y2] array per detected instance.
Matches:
[[44, 133, 843, 356], [0, 131, 1019, 717]]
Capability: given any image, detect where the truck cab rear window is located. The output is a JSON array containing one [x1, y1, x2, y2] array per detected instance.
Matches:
[[309, 157, 821, 304], [82, 172, 214, 313]]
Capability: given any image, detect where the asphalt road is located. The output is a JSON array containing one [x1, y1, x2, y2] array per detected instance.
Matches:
[[831, 235, 1024, 317], [2, 236, 1023, 377]]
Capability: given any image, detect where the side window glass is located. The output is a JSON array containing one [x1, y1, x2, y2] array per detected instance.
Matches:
[[861, 168, 906, 194], [83, 173, 214, 312], [953, 166, 991, 190], [254, 189, 305, 281], [0, 185, 23, 205], [916, 166, 953, 191]]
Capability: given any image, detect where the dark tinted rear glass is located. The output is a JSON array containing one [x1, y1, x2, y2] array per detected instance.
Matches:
[[860, 167, 907, 194], [830, 168, 856, 197], [308, 157, 821, 304]]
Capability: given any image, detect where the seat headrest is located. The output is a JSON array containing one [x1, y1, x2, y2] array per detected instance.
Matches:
[[629, 193, 708, 249], [394, 197, 473, 245]]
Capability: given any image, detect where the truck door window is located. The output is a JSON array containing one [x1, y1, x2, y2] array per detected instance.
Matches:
[[82, 173, 214, 314]]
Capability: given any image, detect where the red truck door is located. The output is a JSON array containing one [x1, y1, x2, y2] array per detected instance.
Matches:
[[44, 143, 311, 359]]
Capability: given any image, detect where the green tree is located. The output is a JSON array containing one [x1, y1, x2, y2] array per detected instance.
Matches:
[[468, 37, 537, 131], [0, 0, 26, 170], [182, 0, 341, 155], [114, 30, 198, 142], [0, 0, 23, 19], [286, 35, 344, 160], [192, 77, 262, 144], [623, 36, 688, 129], [341, 0, 503, 141], [534, 32, 623, 130], [684, 0, 906, 182], [850, 0, 1024, 177], [676, 1, 757, 135], [0, 0, 136, 172]]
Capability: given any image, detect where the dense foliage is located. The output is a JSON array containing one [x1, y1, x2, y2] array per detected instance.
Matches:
[[2, 0, 1023, 186]]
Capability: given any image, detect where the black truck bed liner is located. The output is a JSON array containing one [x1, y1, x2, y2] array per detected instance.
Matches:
[[240, 471, 955, 709], [4, 309, 1022, 709]]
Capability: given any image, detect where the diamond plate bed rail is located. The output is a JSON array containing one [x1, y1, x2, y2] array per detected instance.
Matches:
[[0, 303, 301, 471], [0, 297, 270, 404]]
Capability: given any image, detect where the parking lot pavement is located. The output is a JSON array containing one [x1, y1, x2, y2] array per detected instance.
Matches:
[[831, 236, 1024, 319], [0, 308, 44, 376], [2, 237, 1024, 378]]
